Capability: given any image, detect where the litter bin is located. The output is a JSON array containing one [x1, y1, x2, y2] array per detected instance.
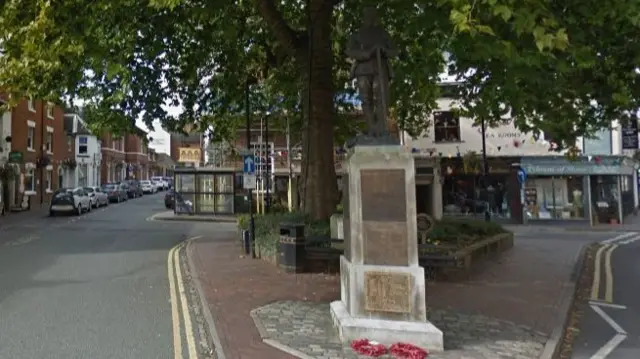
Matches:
[[278, 223, 306, 273]]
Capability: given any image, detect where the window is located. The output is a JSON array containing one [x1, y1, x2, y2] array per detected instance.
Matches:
[[46, 103, 54, 119], [433, 111, 460, 142], [25, 169, 35, 192], [27, 98, 35, 112], [46, 128, 54, 154], [78, 164, 88, 187], [79, 136, 88, 154], [27, 125, 35, 151], [46, 170, 52, 190]]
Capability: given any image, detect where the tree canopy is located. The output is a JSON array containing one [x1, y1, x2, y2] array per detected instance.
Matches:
[[0, 0, 638, 219]]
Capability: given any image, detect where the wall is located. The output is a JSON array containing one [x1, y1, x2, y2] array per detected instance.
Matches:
[[402, 98, 554, 157], [74, 134, 102, 187], [7, 99, 66, 207]]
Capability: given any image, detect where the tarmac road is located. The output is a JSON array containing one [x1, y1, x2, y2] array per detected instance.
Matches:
[[572, 232, 640, 359], [0, 193, 206, 359]]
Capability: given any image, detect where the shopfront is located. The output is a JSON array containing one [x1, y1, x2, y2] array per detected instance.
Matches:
[[520, 156, 635, 224], [173, 167, 242, 215]]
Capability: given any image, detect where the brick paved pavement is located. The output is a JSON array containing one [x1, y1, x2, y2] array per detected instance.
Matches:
[[188, 230, 591, 358]]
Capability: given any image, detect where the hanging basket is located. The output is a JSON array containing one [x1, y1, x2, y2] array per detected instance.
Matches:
[[62, 157, 77, 169]]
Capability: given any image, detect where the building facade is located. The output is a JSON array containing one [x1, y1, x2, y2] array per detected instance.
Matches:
[[403, 87, 638, 225], [100, 131, 150, 184], [0, 98, 66, 212], [63, 114, 102, 188]]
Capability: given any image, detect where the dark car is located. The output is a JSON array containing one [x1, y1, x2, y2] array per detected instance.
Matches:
[[125, 179, 143, 198], [102, 183, 128, 203], [164, 189, 175, 209]]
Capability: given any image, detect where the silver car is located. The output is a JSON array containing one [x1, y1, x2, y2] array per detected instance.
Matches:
[[84, 186, 109, 208]]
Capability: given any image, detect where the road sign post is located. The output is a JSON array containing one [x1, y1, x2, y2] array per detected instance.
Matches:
[[243, 153, 257, 258]]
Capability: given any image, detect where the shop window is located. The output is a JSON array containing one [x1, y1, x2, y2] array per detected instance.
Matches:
[[526, 176, 585, 220], [433, 111, 460, 142]]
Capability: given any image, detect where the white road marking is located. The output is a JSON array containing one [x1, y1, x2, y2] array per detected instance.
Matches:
[[601, 232, 636, 244], [590, 304, 627, 334], [589, 301, 627, 310], [617, 235, 640, 245], [590, 334, 627, 359]]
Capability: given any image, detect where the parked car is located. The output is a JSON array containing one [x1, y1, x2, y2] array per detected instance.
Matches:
[[151, 176, 166, 191], [102, 183, 128, 203], [84, 186, 109, 208], [165, 177, 173, 189], [164, 189, 175, 209], [125, 179, 143, 198], [140, 180, 155, 194], [50, 187, 92, 216]]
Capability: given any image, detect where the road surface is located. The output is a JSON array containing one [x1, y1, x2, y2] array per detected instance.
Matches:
[[0, 194, 209, 359], [572, 232, 640, 359]]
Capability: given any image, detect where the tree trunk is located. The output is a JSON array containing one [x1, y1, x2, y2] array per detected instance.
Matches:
[[297, 3, 337, 221], [253, 0, 338, 220]]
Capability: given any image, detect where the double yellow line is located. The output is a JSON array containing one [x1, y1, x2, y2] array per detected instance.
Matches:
[[591, 243, 619, 303], [168, 236, 202, 359]]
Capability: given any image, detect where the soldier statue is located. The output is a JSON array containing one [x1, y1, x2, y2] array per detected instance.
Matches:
[[345, 7, 398, 145]]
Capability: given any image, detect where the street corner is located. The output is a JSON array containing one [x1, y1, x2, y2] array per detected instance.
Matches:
[[148, 210, 237, 224], [166, 237, 224, 359]]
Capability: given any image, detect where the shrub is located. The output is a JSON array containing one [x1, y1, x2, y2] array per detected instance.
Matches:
[[428, 218, 507, 244]]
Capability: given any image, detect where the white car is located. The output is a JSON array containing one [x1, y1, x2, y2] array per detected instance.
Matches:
[[140, 180, 155, 194], [50, 187, 92, 216], [84, 186, 109, 208], [151, 176, 166, 191]]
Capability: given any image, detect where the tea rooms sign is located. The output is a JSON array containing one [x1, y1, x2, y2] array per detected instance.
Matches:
[[178, 147, 201, 163]]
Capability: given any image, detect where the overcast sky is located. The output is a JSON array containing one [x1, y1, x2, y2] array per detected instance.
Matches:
[[135, 105, 181, 154]]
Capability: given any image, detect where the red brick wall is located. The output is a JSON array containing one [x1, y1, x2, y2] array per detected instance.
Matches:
[[9, 99, 65, 206]]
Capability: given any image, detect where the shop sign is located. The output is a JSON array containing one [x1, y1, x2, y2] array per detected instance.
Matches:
[[7, 151, 22, 163], [522, 164, 633, 176]]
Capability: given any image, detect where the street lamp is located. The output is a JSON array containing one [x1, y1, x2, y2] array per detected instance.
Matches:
[[245, 78, 256, 258], [480, 116, 491, 222]]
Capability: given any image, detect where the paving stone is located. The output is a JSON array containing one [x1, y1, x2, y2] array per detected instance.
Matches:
[[251, 300, 547, 359]]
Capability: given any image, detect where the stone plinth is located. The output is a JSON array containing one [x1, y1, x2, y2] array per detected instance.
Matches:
[[330, 145, 443, 351]]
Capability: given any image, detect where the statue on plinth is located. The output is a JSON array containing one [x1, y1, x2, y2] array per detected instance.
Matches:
[[345, 7, 399, 147]]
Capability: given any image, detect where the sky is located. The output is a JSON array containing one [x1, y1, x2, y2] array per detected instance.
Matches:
[[135, 105, 181, 154]]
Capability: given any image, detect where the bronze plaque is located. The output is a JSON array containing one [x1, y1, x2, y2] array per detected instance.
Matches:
[[360, 169, 407, 222], [364, 271, 411, 313], [363, 221, 408, 265]]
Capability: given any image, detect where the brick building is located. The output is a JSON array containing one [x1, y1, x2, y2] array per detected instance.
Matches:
[[100, 131, 152, 183], [0, 97, 67, 212], [170, 132, 204, 165]]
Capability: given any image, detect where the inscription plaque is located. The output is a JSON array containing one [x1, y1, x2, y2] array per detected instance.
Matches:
[[364, 271, 411, 313], [343, 173, 351, 261], [360, 169, 407, 222]]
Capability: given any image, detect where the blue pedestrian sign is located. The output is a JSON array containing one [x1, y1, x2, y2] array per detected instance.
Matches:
[[243, 155, 255, 174], [517, 168, 527, 184]]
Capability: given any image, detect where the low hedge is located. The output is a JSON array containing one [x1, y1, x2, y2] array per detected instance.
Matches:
[[426, 217, 508, 246], [237, 212, 330, 258]]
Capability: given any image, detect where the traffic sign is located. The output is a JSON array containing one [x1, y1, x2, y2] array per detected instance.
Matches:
[[517, 168, 527, 184], [243, 174, 257, 189], [243, 155, 255, 174]]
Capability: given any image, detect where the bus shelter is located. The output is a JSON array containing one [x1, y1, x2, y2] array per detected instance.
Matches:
[[173, 167, 248, 215]]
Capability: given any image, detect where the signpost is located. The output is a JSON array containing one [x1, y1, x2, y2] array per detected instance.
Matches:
[[243, 154, 257, 190]]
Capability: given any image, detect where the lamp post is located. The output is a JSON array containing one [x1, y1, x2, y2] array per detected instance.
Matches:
[[481, 116, 491, 222], [245, 79, 256, 258]]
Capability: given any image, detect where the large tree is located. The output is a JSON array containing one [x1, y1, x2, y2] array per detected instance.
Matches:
[[0, 0, 638, 219]]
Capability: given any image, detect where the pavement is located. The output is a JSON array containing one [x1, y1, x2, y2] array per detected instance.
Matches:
[[187, 225, 621, 359], [0, 193, 214, 359], [571, 231, 640, 359]]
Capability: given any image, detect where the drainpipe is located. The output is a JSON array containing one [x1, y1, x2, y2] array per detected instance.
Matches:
[[40, 101, 45, 205]]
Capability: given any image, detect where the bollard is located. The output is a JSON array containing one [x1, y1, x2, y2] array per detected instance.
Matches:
[[278, 223, 306, 273], [242, 230, 251, 255]]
